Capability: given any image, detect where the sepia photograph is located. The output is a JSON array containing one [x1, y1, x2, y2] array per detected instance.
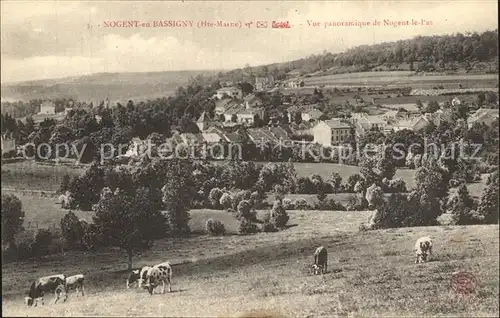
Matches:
[[1, 0, 499, 316]]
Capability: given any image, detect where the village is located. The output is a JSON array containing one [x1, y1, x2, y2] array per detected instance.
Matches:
[[1, 73, 499, 162]]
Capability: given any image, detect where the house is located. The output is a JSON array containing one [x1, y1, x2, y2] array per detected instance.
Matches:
[[381, 109, 405, 122], [247, 126, 290, 146], [255, 75, 275, 91], [216, 86, 243, 100], [202, 132, 224, 144], [312, 119, 353, 146], [243, 94, 264, 109], [215, 98, 240, 116], [196, 111, 213, 132], [302, 109, 323, 122], [290, 121, 315, 137], [1, 133, 16, 154], [432, 109, 453, 126], [39, 101, 56, 115], [467, 108, 499, 128], [393, 116, 431, 132], [287, 104, 321, 123], [351, 113, 390, 136]]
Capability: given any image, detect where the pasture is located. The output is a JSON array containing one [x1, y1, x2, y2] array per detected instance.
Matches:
[[1, 161, 417, 191], [303, 72, 498, 89], [1, 161, 84, 191], [2, 206, 498, 317]]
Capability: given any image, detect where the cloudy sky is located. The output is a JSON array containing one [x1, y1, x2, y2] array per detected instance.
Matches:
[[1, 0, 497, 83]]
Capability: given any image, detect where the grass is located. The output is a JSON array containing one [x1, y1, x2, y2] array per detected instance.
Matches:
[[2, 206, 498, 317], [1, 161, 85, 191], [303, 72, 498, 88]]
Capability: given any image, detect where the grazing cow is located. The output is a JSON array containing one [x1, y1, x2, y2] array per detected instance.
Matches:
[[126, 266, 151, 289], [24, 274, 67, 307], [65, 274, 85, 297], [143, 262, 173, 295], [312, 246, 328, 275], [414, 236, 433, 264]]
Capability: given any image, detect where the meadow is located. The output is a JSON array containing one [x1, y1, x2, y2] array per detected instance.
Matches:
[[2, 206, 498, 317], [1, 161, 417, 191], [303, 72, 498, 88]]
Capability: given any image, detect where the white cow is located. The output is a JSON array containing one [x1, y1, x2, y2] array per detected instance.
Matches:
[[143, 262, 173, 295], [414, 236, 433, 264], [65, 274, 85, 297]]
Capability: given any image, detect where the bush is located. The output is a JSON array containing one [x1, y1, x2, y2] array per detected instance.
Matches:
[[346, 195, 369, 211], [239, 218, 260, 234], [448, 178, 462, 188], [60, 211, 85, 249], [315, 199, 346, 211], [282, 198, 294, 210], [209, 188, 223, 208], [205, 219, 226, 236], [81, 224, 101, 251], [219, 192, 232, 210], [237, 200, 257, 221], [294, 198, 309, 210], [31, 228, 53, 257], [270, 200, 289, 230]]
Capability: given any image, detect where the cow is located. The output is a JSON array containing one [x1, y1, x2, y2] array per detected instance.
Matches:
[[414, 236, 433, 264], [312, 246, 328, 275], [24, 274, 67, 307], [65, 274, 85, 297], [126, 266, 151, 289], [143, 262, 173, 295]]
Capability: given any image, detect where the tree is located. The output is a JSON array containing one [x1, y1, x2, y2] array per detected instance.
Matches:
[[58, 174, 71, 194], [92, 187, 167, 269], [162, 180, 192, 236], [1, 194, 25, 249], [270, 199, 289, 230], [448, 184, 479, 225], [328, 172, 342, 192], [365, 184, 384, 209], [476, 172, 499, 224], [60, 211, 85, 248], [209, 188, 223, 208], [219, 192, 232, 210]]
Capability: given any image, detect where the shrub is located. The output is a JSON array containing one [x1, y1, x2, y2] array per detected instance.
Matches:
[[294, 198, 309, 210], [346, 195, 369, 211], [205, 219, 226, 236], [237, 200, 256, 221], [60, 211, 85, 249], [282, 198, 294, 210], [58, 174, 72, 194], [209, 188, 223, 208], [219, 192, 232, 210], [261, 212, 278, 233], [318, 199, 346, 211], [448, 178, 462, 188], [270, 200, 290, 230], [239, 218, 260, 234], [81, 224, 101, 251], [31, 228, 53, 257]]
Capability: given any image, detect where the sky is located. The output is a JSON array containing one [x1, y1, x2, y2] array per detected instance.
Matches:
[[1, 0, 498, 83]]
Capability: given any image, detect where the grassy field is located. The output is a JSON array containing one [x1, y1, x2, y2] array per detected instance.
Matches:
[[1, 161, 416, 191], [2, 206, 498, 317], [1, 161, 85, 191], [303, 72, 498, 88]]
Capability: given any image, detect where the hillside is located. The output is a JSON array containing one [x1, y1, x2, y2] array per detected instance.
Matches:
[[222, 30, 499, 82], [2, 210, 498, 317], [0, 70, 220, 104]]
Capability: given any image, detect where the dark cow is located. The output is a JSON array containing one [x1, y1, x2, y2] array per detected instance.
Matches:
[[143, 262, 173, 295], [312, 246, 328, 275], [126, 266, 151, 289], [25, 274, 67, 307]]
